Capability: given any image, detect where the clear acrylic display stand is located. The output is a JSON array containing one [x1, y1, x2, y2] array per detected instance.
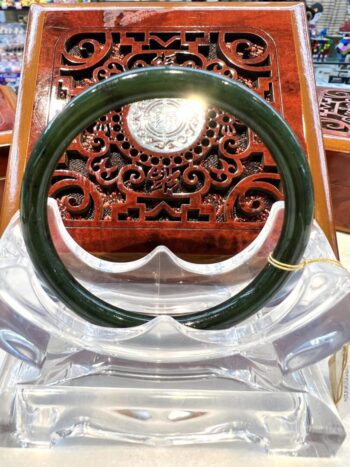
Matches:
[[0, 199, 349, 456]]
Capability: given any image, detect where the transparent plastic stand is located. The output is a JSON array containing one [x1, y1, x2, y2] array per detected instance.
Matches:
[[0, 199, 350, 456]]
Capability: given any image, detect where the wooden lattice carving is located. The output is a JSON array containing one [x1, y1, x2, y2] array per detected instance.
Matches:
[[317, 86, 350, 233], [319, 88, 350, 138], [48, 29, 283, 254]]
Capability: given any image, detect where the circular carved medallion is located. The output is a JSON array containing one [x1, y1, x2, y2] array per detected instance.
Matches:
[[127, 98, 206, 153]]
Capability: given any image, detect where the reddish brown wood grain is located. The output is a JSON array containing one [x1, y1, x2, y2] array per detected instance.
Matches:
[[0, 86, 16, 135], [1, 3, 336, 258], [0, 85, 16, 215]]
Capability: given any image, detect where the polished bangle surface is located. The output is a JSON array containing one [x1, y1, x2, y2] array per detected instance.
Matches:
[[20, 66, 314, 330]]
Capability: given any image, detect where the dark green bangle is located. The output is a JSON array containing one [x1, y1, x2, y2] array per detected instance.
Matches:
[[20, 67, 314, 330]]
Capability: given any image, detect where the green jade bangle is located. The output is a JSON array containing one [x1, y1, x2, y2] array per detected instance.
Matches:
[[20, 67, 314, 330]]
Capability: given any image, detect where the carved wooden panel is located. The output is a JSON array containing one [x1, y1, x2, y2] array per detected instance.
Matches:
[[318, 88, 350, 138], [318, 86, 350, 233], [1, 4, 337, 256], [50, 30, 282, 240], [0, 86, 16, 134]]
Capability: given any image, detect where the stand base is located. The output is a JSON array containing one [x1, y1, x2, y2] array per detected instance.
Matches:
[[12, 385, 344, 456], [0, 352, 345, 457]]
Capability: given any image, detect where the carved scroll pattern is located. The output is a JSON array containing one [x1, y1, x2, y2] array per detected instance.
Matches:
[[319, 89, 350, 137], [50, 30, 283, 227]]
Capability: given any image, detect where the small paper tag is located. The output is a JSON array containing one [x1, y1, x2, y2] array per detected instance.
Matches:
[[329, 345, 350, 417]]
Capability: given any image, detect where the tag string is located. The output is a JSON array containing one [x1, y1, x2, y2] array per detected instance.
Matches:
[[269, 254, 348, 406], [268, 254, 346, 272]]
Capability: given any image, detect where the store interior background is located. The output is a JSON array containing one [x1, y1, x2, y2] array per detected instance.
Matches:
[[0, 1, 350, 92]]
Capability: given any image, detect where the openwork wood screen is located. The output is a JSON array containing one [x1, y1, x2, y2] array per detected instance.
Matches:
[[48, 29, 283, 255]]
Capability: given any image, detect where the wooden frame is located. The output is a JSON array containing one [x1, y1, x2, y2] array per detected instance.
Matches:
[[0, 2, 337, 256], [0, 85, 16, 213]]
